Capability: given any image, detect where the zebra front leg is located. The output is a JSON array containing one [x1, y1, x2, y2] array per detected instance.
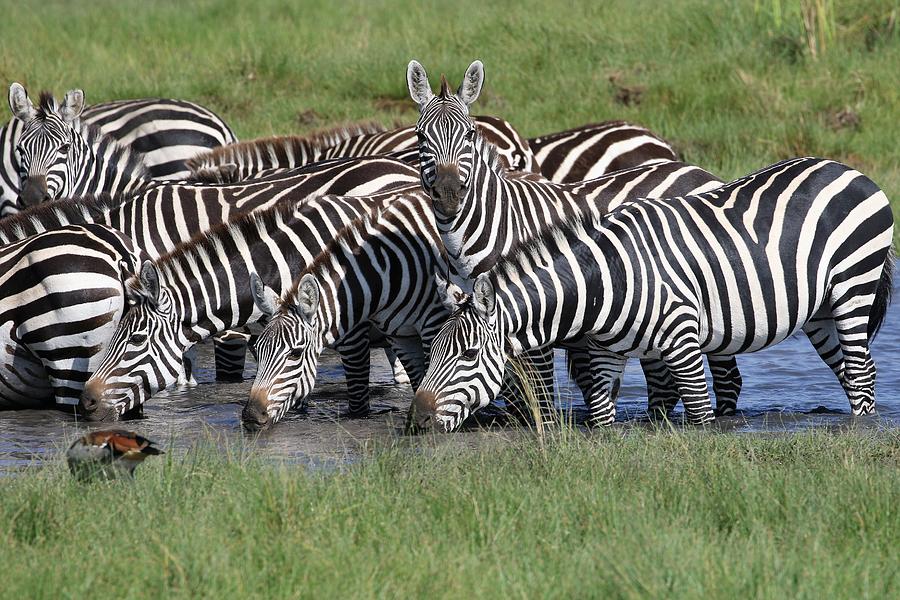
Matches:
[[640, 358, 681, 418], [385, 335, 426, 390], [661, 340, 714, 425], [334, 325, 372, 417], [213, 331, 252, 381], [383, 347, 412, 385], [708, 355, 742, 416], [506, 347, 556, 427]]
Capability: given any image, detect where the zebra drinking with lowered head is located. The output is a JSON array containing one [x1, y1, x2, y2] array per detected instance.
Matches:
[[405, 59, 750, 418], [408, 157, 894, 432], [2, 83, 236, 214]]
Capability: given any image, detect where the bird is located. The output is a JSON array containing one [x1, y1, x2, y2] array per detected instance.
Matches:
[[67, 430, 164, 481]]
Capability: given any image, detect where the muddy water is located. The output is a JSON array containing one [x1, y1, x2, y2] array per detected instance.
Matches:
[[2, 281, 899, 474]]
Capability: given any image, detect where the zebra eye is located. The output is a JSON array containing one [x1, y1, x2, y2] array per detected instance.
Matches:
[[465, 128, 476, 141], [461, 348, 478, 360], [130, 333, 147, 344], [288, 347, 305, 359], [59, 143, 71, 154]]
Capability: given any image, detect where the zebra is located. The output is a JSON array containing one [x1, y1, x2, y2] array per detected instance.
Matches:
[[244, 192, 450, 429], [2, 83, 236, 214], [408, 157, 895, 432], [79, 192, 422, 421], [0, 223, 146, 408], [405, 59, 748, 418], [185, 115, 538, 184], [527, 120, 679, 184], [0, 155, 419, 397]]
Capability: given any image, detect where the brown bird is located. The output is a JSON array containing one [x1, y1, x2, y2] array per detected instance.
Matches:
[[67, 430, 163, 481]]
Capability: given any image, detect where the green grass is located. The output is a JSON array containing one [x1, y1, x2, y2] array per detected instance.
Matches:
[[0, 0, 898, 242], [0, 429, 898, 599]]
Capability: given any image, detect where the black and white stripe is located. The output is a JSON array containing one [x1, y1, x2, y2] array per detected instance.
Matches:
[[1, 83, 236, 215], [0, 224, 145, 408], [245, 192, 450, 429], [185, 116, 537, 184], [80, 191, 420, 421], [527, 120, 678, 183], [406, 60, 748, 419], [411, 157, 894, 432]]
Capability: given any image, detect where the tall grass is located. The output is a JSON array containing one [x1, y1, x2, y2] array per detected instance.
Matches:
[[0, 429, 897, 598]]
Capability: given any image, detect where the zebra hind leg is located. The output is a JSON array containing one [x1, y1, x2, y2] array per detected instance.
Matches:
[[640, 358, 681, 419], [383, 347, 412, 385], [581, 347, 627, 428], [708, 355, 742, 416], [661, 340, 714, 425], [831, 315, 877, 416]]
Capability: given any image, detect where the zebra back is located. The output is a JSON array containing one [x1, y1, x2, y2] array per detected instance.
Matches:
[[528, 120, 678, 183]]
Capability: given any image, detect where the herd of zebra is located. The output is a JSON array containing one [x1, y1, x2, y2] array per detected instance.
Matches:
[[0, 59, 893, 434]]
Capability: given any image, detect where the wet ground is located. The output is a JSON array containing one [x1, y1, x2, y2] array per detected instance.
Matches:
[[2, 283, 899, 474]]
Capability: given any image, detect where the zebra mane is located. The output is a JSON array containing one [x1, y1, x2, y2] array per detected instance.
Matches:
[[35, 91, 58, 118], [0, 193, 122, 244], [151, 197, 304, 280], [185, 121, 392, 175], [281, 197, 400, 309]]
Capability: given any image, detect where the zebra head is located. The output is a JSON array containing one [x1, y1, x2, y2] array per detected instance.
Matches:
[[243, 273, 324, 431], [81, 260, 188, 420], [407, 60, 484, 216], [8, 83, 87, 206], [408, 273, 507, 433]]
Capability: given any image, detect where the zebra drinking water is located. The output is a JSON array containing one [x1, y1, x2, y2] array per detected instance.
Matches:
[[244, 192, 450, 429], [408, 157, 894, 432], [2, 83, 236, 214], [405, 59, 748, 417]]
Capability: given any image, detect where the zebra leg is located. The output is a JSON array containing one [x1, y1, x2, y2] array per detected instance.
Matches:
[[178, 345, 198, 387], [334, 325, 372, 417], [383, 347, 412, 385], [385, 335, 426, 390], [802, 317, 846, 384], [213, 331, 251, 381], [708, 355, 742, 416], [641, 358, 681, 418], [506, 347, 556, 426], [831, 315, 877, 416], [661, 341, 714, 425], [582, 348, 627, 428]]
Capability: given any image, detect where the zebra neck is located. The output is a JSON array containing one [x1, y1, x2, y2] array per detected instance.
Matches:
[[72, 130, 151, 197]]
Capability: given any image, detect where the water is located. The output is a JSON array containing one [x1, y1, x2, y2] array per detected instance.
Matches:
[[2, 280, 899, 474]]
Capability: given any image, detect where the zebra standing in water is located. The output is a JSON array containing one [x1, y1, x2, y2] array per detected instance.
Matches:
[[527, 121, 678, 183], [406, 60, 746, 417], [1, 83, 236, 214], [408, 157, 894, 432], [244, 193, 451, 429], [0, 155, 419, 398], [185, 116, 538, 184], [0, 224, 146, 408], [79, 193, 422, 421]]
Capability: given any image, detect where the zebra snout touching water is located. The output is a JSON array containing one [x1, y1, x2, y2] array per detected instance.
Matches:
[[413, 157, 894, 432], [245, 193, 450, 430]]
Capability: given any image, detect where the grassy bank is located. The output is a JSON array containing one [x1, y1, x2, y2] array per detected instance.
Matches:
[[1, 429, 897, 598], [0, 0, 898, 241]]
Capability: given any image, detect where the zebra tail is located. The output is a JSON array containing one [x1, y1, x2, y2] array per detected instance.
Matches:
[[868, 243, 895, 341]]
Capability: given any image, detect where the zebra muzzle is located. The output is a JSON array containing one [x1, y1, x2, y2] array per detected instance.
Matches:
[[242, 391, 272, 431], [79, 380, 120, 422], [18, 176, 51, 207], [405, 389, 438, 434]]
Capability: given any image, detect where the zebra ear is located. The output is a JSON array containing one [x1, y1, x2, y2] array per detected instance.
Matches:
[[434, 271, 469, 311], [60, 89, 85, 123], [407, 60, 434, 107], [138, 260, 161, 305], [8, 83, 36, 122], [250, 272, 279, 317], [472, 273, 496, 321], [296, 274, 320, 324], [457, 60, 484, 107]]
